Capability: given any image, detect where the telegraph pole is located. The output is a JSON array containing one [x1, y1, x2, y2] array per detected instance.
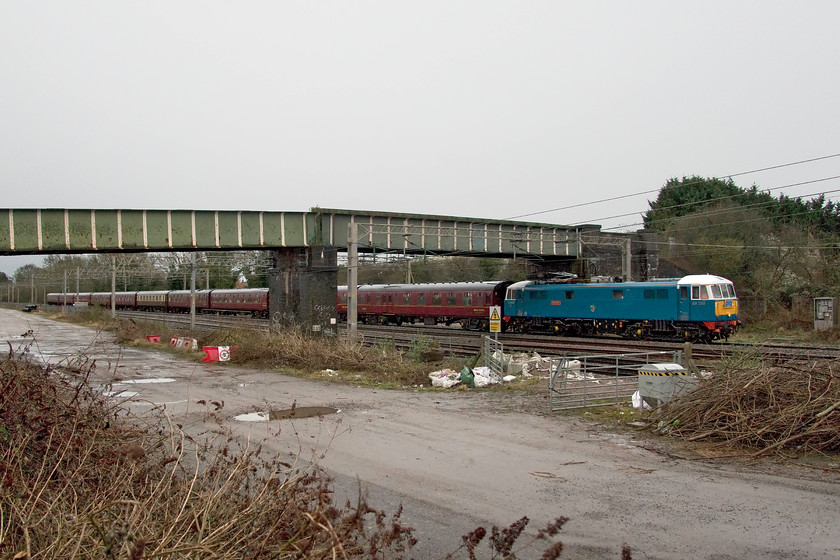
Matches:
[[347, 223, 358, 343], [190, 252, 196, 330], [111, 256, 116, 317], [623, 238, 632, 282]]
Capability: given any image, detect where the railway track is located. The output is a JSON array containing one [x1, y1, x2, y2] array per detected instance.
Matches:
[[114, 310, 840, 364]]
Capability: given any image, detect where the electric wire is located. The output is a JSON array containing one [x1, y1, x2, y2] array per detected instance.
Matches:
[[505, 152, 840, 222], [579, 176, 840, 231]]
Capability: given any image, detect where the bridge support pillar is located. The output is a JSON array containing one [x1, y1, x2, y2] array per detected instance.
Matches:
[[268, 247, 338, 335]]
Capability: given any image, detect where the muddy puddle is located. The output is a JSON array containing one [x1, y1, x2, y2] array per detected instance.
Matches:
[[269, 406, 337, 420]]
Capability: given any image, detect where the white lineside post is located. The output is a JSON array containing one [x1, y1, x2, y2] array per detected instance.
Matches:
[[623, 237, 632, 282], [347, 222, 358, 343], [110, 256, 116, 317], [190, 252, 196, 331], [62, 269, 67, 309]]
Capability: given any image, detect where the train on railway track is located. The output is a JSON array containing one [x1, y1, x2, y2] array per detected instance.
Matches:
[[47, 274, 740, 342], [338, 274, 740, 342], [47, 288, 271, 318]]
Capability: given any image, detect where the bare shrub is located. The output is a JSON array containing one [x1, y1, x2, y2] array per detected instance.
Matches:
[[0, 356, 418, 559], [650, 354, 840, 458]]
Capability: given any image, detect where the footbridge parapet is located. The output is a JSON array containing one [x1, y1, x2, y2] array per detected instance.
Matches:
[[1, 207, 594, 259]]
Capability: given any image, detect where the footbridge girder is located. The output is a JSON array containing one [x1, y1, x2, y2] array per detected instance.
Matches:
[[0, 208, 588, 260]]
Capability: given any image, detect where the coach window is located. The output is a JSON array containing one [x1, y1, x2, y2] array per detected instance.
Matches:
[[433, 293, 441, 305], [418, 293, 426, 305], [448, 293, 456, 306], [463, 292, 472, 305], [613, 290, 624, 300], [403, 293, 410, 305]]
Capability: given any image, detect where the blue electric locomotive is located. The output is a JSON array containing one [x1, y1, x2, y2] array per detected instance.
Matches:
[[504, 274, 740, 342]]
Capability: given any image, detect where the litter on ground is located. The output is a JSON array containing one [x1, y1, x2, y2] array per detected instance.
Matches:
[[428, 366, 514, 389]]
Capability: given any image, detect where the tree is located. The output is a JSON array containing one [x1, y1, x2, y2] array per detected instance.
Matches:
[[645, 174, 840, 307], [643, 176, 743, 230]]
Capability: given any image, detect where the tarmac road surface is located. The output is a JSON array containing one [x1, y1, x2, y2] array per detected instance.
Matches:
[[2, 308, 839, 559]]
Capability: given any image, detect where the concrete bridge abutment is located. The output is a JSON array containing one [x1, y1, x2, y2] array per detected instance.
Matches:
[[268, 247, 338, 335]]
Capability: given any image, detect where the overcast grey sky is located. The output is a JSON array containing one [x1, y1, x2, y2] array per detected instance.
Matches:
[[2, 1, 839, 275]]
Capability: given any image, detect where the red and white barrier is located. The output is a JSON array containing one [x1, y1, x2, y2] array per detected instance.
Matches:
[[202, 346, 231, 363], [170, 336, 198, 351], [145, 334, 162, 343]]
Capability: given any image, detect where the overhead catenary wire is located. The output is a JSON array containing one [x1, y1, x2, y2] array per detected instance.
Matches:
[[505, 152, 840, 222], [597, 183, 840, 235], [585, 176, 840, 232]]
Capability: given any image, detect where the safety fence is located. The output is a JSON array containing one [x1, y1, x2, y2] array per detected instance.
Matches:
[[484, 336, 505, 377], [549, 351, 681, 411]]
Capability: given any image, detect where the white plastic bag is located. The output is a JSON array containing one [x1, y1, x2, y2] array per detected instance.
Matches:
[[632, 390, 652, 409], [429, 369, 461, 388]]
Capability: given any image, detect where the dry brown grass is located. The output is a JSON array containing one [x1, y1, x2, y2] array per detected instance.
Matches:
[[57, 310, 448, 388], [185, 327, 465, 388]]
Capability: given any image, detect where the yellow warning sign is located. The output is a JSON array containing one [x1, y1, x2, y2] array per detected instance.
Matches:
[[489, 306, 502, 332]]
